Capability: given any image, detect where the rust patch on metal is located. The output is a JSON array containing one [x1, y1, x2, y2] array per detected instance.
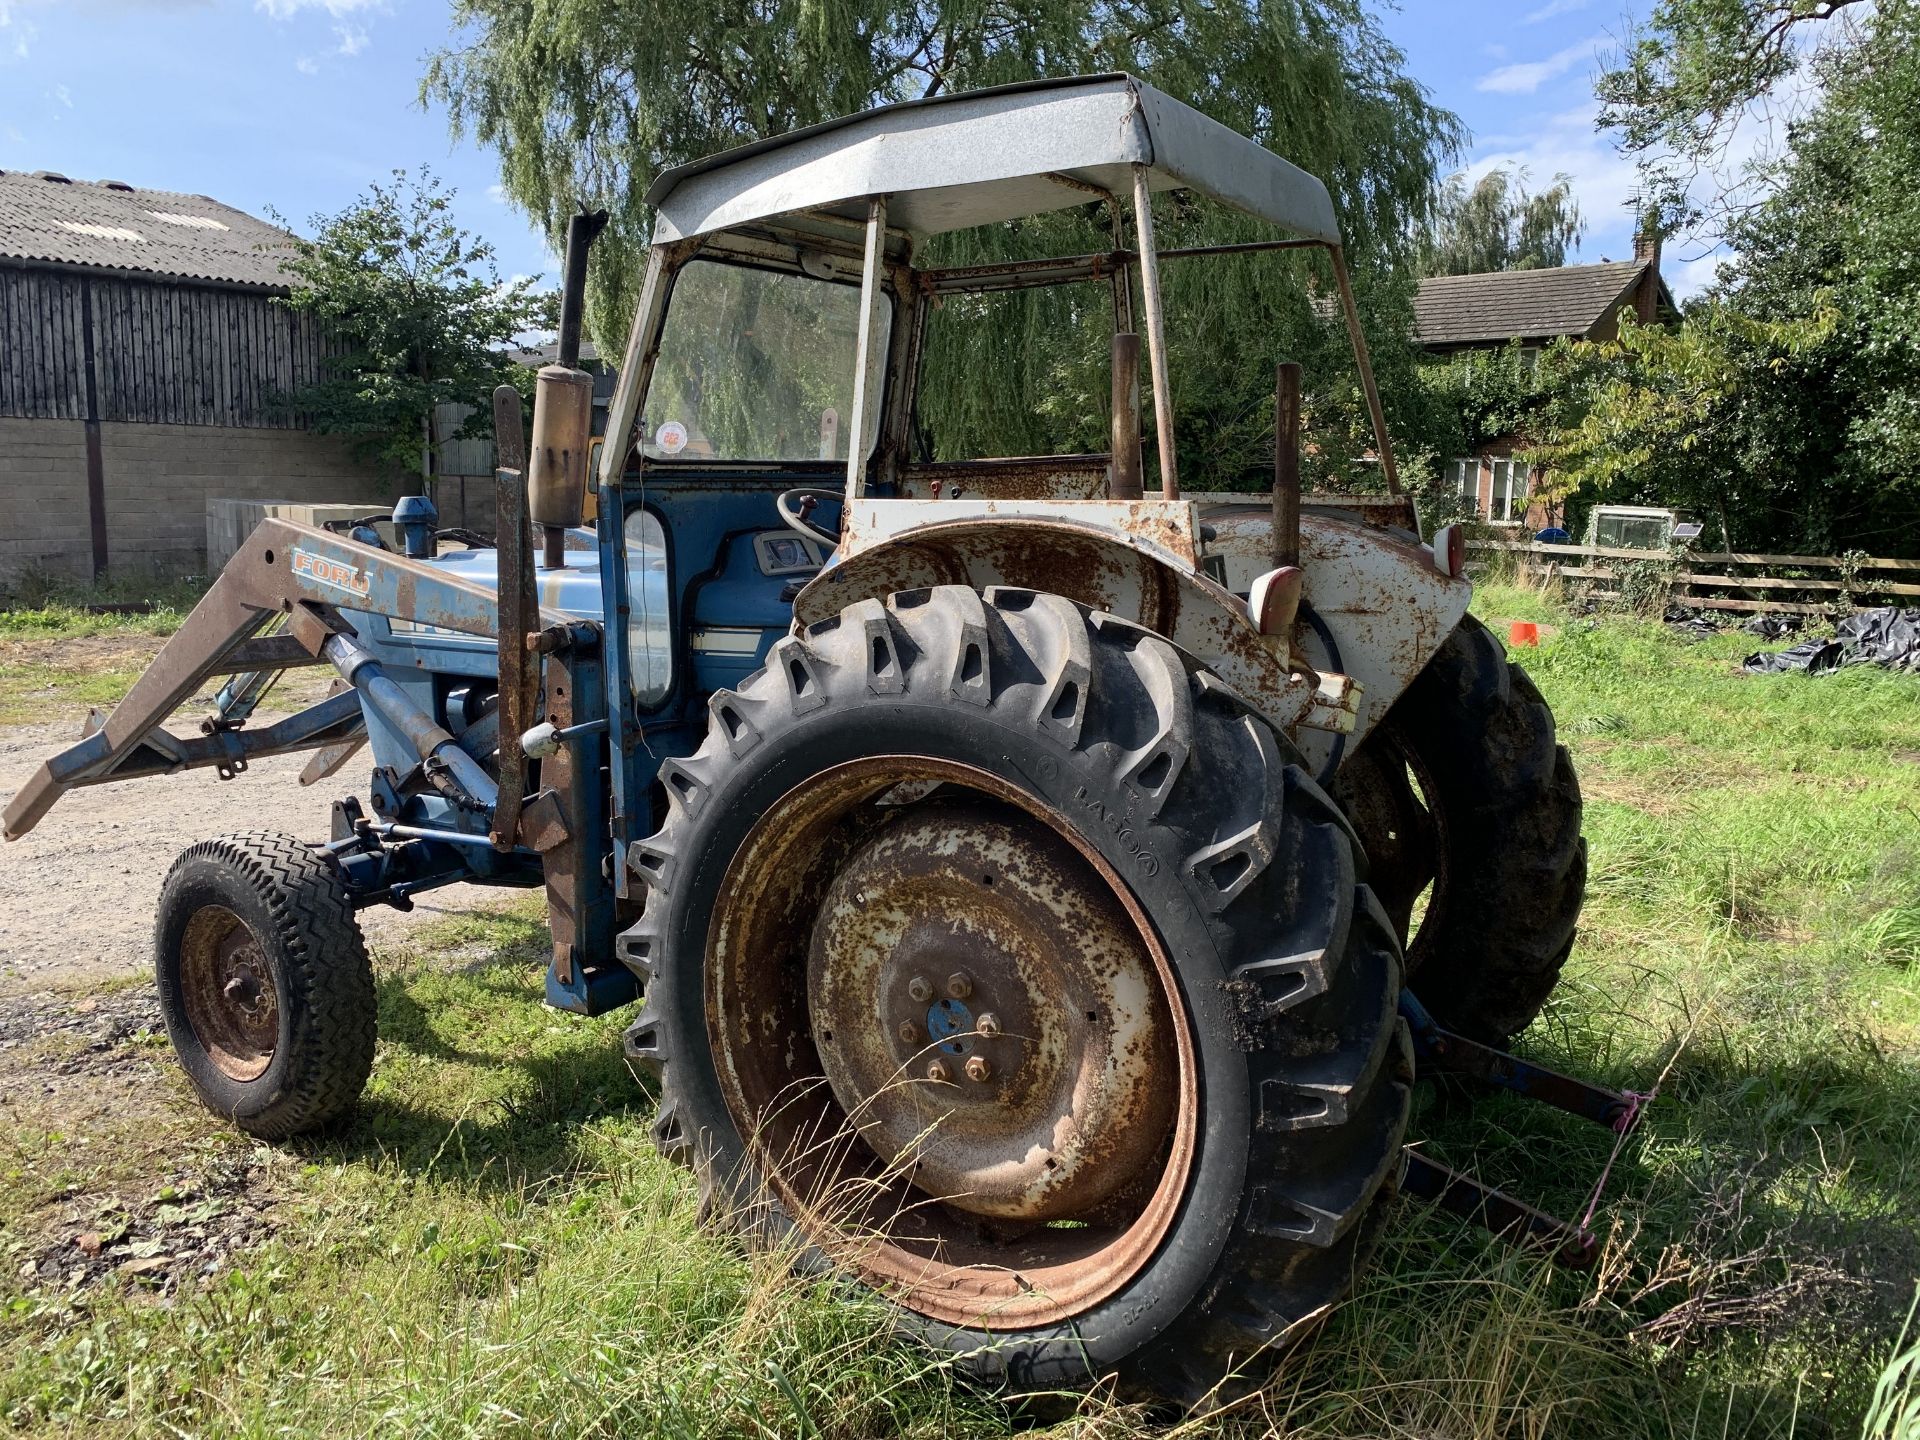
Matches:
[[898, 458, 1110, 501], [178, 904, 277, 1082], [536, 663, 580, 983], [518, 789, 571, 854], [704, 755, 1197, 1331], [795, 513, 1316, 731], [807, 800, 1173, 1222]]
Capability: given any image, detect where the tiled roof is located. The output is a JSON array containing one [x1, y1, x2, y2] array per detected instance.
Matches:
[[1414, 260, 1654, 346], [0, 169, 297, 288]]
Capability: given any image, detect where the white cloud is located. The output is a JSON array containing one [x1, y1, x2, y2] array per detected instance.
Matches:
[[1669, 252, 1732, 301], [1462, 101, 1643, 261], [332, 21, 366, 54], [1524, 0, 1590, 22], [0, 2, 36, 61], [51, 82, 69, 106], [1477, 35, 1608, 95], [294, 53, 318, 73], [254, 0, 379, 16], [486, 183, 508, 205]]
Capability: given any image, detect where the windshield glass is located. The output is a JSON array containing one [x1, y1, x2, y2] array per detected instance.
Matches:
[[1597, 514, 1666, 549], [643, 260, 886, 462]]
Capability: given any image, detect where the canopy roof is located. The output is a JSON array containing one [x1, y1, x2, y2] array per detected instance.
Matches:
[[645, 74, 1342, 247]]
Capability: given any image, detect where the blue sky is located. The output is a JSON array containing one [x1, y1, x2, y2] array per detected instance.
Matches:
[[0, 0, 1724, 297]]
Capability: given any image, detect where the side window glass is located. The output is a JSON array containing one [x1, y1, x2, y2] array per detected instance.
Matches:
[[625, 509, 672, 707]]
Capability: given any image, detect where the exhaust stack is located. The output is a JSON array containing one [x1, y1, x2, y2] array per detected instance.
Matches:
[[527, 209, 609, 570]]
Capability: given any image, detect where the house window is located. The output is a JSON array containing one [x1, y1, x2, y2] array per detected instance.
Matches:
[[1489, 458, 1529, 523], [1449, 457, 1478, 506], [1519, 347, 1541, 376]]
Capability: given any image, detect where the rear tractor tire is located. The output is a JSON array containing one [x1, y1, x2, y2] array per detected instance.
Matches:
[[619, 585, 1411, 1403], [1332, 614, 1585, 1045], [154, 832, 376, 1139]]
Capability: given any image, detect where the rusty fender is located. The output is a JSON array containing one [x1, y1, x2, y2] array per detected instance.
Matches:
[[793, 508, 1336, 737], [1202, 507, 1472, 766], [793, 506, 1468, 767]]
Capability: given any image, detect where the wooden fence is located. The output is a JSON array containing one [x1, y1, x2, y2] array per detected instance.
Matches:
[[1465, 539, 1920, 615]]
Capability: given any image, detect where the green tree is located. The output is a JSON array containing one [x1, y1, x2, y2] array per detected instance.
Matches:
[[1597, 0, 1871, 234], [277, 169, 553, 484], [1529, 306, 1846, 551], [423, 0, 1463, 491], [1418, 167, 1585, 276], [1563, 0, 1920, 555]]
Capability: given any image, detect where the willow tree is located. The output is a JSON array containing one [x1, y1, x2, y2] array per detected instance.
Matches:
[[1418, 167, 1585, 277], [424, 0, 1462, 489]]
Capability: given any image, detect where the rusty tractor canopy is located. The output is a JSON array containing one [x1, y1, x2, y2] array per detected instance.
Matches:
[[643, 74, 1341, 246]]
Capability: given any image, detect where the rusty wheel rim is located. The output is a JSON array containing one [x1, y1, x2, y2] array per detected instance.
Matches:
[[706, 757, 1197, 1331], [178, 904, 279, 1082]]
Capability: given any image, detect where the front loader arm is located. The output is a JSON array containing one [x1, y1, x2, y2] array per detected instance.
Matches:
[[3, 519, 557, 840]]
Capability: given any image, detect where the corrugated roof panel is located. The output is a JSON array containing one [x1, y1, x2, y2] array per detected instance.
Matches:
[[0, 170, 296, 288]]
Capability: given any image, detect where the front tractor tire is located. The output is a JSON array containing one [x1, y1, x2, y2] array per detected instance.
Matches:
[[619, 586, 1411, 1402], [154, 832, 376, 1139]]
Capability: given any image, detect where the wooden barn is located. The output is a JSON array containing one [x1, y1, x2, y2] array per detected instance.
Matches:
[[0, 168, 383, 585]]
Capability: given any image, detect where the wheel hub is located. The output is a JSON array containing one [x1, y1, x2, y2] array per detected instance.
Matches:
[[179, 904, 279, 1082], [808, 801, 1174, 1221]]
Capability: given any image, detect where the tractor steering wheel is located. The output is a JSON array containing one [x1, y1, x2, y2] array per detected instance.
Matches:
[[777, 488, 843, 550]]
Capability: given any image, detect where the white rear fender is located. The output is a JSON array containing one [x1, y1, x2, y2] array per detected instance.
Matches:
[[793, 497, 1468, 764], [796, 499, 1353, 736], [1200, 506, 1472, 773]]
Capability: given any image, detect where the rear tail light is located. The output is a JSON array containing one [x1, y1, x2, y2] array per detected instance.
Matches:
[[1430, 524, 1466, 578]]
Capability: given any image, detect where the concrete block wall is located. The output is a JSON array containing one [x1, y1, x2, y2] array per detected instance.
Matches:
[[0, 417, 93, 581], [207, 501, 397, 572], [101, 423, 386, 579], [0, 416, 386, 586]]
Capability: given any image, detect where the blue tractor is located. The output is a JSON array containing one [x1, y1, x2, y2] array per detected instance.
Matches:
[[5, 76, 1609, 1403]]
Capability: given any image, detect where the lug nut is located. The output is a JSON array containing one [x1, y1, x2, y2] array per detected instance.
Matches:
[[907, 976, 933, 1003], [898, 1021, 919, 1044], [964, 1056, 992, 1083], [925, 1059, 950, 1084], [946, 972, 972, 1000], [976, 1012, 1001, 1039]]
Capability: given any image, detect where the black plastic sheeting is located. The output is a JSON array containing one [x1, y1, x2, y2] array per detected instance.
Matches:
[[1663, 609, 1806, 643], [1742, 607, 1920, 674]]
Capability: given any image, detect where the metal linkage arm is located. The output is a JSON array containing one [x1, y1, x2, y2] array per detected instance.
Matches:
[[1400, 1152, 1598, 1269], [5, 518, 550, 841], [1400, 990, 1643, 1134], [3, 690, 363, 804], [1398, 988, 1647, 1270]]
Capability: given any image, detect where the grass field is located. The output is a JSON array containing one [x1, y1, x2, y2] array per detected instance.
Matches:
[[0, 577, 204, 728], [1, 584, 1917, 1437]]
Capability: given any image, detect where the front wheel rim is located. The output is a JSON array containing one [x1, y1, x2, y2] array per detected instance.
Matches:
[[705, 756, 1198, 1331], [178, 903, 279, 1082]]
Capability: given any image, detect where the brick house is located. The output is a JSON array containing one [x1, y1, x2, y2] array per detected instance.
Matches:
[[1414, 235, 1676, 531], [0, 168, 385, 584]]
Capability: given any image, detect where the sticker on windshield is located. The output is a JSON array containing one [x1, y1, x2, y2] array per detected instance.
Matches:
[[655, 419, 689, 455]]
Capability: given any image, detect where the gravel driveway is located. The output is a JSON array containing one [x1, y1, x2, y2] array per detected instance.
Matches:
[[0, 716, 525, 996]]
